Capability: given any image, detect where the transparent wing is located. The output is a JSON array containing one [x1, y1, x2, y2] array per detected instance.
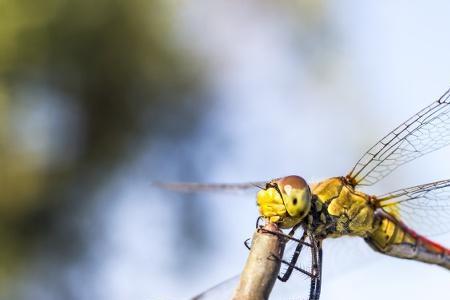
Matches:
[[347, 88, 450, 186], [151, 181, 266, 192], [376, 179, 450, 236], [191, 275, 240, 300], [278, 227, 312, 279], [192, 228, 313, 300], [271, 227, 315, 300], [193, 232, 382, 300]]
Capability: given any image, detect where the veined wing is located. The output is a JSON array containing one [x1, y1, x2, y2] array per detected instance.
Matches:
[[151, 181, 266, 192], [347, 88, 450, 186], [376, 179, 450, 236]]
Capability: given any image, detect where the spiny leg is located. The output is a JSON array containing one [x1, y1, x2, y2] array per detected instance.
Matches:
[[244, 238, 251, 250], [278, 228, 308, 282], [268, 225, 318, 280], [309, 237, 317, 300], [255, 223, 315, 279], [255, 216, 265, 228], [258, 225, 313, 248], [244, 225, 312, 251], [315, 243, 323, 300], [273, 253, 316, 278], [245, 220, 316, 280], [266, 226, 323, 299], [309, 238, 323, 300]]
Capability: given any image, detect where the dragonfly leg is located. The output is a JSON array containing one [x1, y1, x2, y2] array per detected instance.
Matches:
[[278, 228, 308, 282], [315, 244, 323, 300], [244, 238, 251, 250], [269, 252, 317, 278], [313, 241, 323, 300], [255, 216, 265, 228], [245, 223, 311, 253], [246, 221, 316, 281], [258, 226, 313, 248], [309, 237, 323, 300], [263, 225, 318, 281]]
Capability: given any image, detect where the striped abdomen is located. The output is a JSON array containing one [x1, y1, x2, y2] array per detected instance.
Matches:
[[365, 211, 450, 270]]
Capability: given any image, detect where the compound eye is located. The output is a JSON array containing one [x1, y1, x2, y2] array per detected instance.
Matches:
[[288, 189, 311, 218], [276, 176, 312, 219]]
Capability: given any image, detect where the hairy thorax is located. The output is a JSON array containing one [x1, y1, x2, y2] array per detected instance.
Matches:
[[308, 177, 377, 238]]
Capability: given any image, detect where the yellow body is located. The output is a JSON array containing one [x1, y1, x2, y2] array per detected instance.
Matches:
[[257, 187, 304, 228], [257, 176, 450, 269], [312, 177, 375, 237], [257, 177, 377, 237], [367, 217, 416, 250]]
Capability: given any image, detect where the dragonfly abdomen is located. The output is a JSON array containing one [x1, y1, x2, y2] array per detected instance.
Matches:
[[365, 211, 450, 270]]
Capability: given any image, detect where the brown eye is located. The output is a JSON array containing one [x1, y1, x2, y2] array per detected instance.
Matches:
[[292, 198, 298, 205]]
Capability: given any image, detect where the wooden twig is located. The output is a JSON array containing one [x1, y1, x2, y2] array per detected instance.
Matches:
[[232, 223, 285, 300]]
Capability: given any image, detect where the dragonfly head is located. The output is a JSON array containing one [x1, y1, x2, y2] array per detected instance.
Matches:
[[257, 175, 312, 228]]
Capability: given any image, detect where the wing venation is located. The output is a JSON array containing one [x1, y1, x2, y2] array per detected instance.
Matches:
[[377, 179, 450, 236], [347, 89, 450, 186]]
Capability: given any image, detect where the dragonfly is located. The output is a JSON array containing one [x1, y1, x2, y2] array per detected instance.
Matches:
[[155, 88, 450, 300]]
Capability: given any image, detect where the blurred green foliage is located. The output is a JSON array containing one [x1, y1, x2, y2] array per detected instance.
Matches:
[[0, 0, 204, 295]]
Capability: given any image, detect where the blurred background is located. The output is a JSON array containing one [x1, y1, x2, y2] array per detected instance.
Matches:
[[1, 1, 450, 299]]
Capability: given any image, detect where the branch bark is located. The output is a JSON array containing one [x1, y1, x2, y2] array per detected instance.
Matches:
[[232, 223, 285, 300]]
